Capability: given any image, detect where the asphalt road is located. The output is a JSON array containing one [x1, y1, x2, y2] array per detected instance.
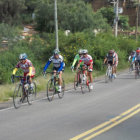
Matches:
[[0, 71, 140, 140]]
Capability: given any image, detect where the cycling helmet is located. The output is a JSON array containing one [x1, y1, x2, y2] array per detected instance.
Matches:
[[82, 49, 88, 54], [136, 50, 140, 53], [78, 49, 83, 54], [53, 49, 60, 55], [109, 50, 114, 54], [19, 53, 27, 60]]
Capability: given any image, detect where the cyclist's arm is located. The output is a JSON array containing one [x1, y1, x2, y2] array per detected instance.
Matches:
[[113, 58, 115, 65], [89, 60, 93, 68], [29, 67, 32, 76], [72, 55, 79, 67], [44, 61, 51, 72], [58, 62, 64, 72], [12, 68, 18, 75], [104, 58, 107, 64]]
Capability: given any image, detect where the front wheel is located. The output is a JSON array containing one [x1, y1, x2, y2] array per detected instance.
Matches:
[[13, 84, 23, 109], [74, 73, 80, 90], [81, 77, 90, 94], [58, 78, 65, 99], [47, 79, 55, 101], [27, 82, 37, 105]]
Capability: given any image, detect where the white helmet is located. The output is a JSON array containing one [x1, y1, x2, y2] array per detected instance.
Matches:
[[78, 49, 83, 54], [82, 49, 88, 54], [19, 53, 27, 60]]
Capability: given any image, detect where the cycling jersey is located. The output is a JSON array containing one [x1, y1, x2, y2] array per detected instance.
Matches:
[[44, 55, 64, 72], [106, 53, 116, 62], [15, 59, 35, 75], [72, 54, 84, 67], [79, 55, 93, 66], [129, 54, 136, 63], [135, 54, 140, 61]]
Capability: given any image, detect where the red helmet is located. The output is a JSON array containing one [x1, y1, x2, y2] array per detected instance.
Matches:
[[136, 50, 140, 53]]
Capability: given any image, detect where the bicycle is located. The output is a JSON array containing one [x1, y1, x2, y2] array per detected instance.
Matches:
[[43, 72, 65, 101], [105, 64, 114, 83], [79, 65, 90, 94], [12, 76, 37, 109], [135, 62, 140, 79]]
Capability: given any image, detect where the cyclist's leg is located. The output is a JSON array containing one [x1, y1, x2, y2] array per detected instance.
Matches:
[[58, 71, 62, 86], [58, 71, 62, 92]]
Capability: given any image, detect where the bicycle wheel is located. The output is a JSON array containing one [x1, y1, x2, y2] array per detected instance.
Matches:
[[27, 82, 37, 105], [13, 84, 23, 109], [58, 78, 65, 99], [105, 69, 109, 83], [81, 76, 90, 94], [74, 74, 79, 90], [135, 67, 139, 79], [47, 79, 55, 101]]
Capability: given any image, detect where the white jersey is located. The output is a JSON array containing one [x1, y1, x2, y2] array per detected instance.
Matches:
[[49, 55, 63, 68]]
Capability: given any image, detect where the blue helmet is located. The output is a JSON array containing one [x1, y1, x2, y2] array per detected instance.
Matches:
[[19, 53, 27, 60]]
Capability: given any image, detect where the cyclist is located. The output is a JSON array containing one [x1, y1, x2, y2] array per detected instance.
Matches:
[[11, 53, 35, 88], [135, 48, 140, 69], [114, 50, 118, 78], [77, 49, 93, 89], [104, 50, 116, 78], [128, 50, 136, 71], [129, 50, 136, 62], [71, 49, 83, 70], [43, 49, 64, 92]]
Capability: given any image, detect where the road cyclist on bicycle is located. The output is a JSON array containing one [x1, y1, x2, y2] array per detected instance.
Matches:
[[128, 50, 136, 71], [71, 49, 84, 87], [77, 49, 93, 90], [135, 48, 140, 71], [104, 50, 116, 79], [11, 53, 36, 99], [43, 49, 64, 93], [71, 49, 83, 70]]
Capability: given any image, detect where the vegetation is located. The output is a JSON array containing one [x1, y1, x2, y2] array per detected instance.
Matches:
[[0, 0, 139, 102]]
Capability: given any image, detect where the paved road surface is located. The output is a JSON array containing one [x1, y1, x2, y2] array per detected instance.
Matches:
[[0, 72, 140, 140]]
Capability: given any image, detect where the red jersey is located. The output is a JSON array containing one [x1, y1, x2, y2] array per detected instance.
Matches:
[[79, 55, 93, 66], [16, 59, 35, 75]]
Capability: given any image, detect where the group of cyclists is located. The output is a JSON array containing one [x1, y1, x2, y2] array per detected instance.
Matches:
[[12, 47, 140, 96]]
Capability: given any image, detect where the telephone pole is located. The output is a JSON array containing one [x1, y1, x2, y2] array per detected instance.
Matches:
[[115, 0, 119, 37], [111, 0, 119, 37], [136, 0, 140, 41], [54, 0, 59, 50]]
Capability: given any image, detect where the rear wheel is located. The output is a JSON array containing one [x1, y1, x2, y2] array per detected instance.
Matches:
[[81, 76, 90, 94], [27, 82, 37, 105], [58, 78, 65, 99], [13, 84, 23, 109], [135, 67, 139, 79], [105, 70, 109, 83], [47, 79, 55, 101]]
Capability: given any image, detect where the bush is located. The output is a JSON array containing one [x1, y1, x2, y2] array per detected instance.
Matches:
[[35, 0, 110, 32], [0, 30, 138, 84]]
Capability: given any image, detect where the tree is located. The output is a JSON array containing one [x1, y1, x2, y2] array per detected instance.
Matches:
[[35, 0, 110, 32], [0, 0, 26, 24], [97, 6, 115, 26]]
